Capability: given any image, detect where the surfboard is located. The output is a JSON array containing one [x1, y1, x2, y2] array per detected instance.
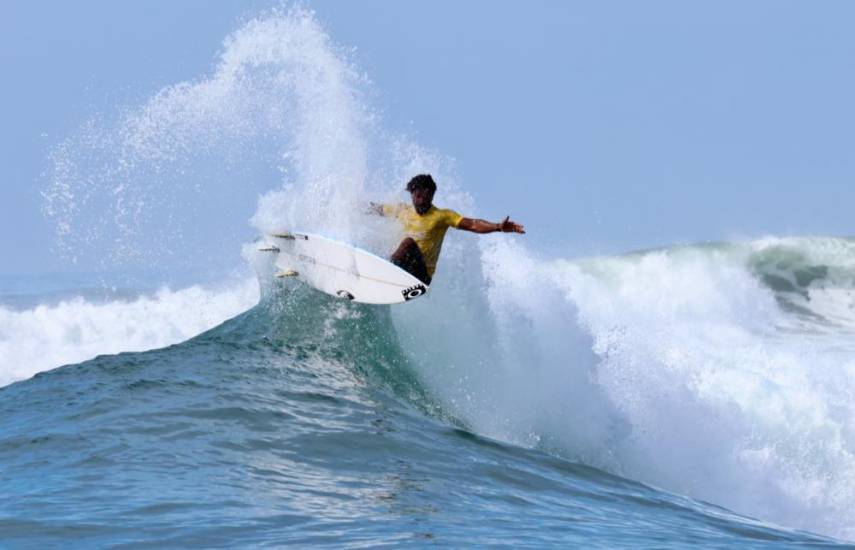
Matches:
[[257, 232, 429, 305]]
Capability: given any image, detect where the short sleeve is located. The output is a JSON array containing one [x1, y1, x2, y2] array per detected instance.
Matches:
[[445, 209, 464, 228]]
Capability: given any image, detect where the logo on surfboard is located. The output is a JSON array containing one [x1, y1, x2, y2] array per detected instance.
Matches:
[[402, 284, 427, 301]]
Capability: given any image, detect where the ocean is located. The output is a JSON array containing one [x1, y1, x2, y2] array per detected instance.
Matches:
[[2, 237, 854, 547], [5, 6, 855, 548]]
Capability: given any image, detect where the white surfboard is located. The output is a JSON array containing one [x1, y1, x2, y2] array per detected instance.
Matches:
[[258, 232, 429, 305]]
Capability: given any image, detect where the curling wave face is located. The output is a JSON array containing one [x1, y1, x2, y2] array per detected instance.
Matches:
[[459, 235, 855, 541]]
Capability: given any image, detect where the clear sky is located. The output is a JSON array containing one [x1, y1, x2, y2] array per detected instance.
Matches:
[[2, 1, 854, 275]]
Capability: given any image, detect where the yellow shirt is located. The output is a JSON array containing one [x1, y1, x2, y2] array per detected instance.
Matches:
[[383, 203, 464, 278]]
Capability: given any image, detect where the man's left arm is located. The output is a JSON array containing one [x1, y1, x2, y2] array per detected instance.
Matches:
[[457, 216, 525, 234]]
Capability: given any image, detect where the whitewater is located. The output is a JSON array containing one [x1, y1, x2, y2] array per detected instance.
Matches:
[[3, 6, 854, 547]]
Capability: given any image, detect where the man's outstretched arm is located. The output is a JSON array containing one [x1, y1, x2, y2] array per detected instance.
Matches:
[[458, 216, 525, 234]]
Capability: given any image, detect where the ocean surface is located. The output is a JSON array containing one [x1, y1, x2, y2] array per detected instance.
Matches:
[[2, 237, 855, 548], [6, 6, 855, 548]]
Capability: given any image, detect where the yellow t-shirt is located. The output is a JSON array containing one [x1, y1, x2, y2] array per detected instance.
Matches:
[[383, 203, 464, 278]]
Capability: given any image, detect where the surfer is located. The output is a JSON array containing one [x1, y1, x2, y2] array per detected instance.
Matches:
[[371, 174, 525, 285]]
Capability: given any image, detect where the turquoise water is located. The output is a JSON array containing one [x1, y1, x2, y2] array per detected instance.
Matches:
[[1, 277, 847, 548]]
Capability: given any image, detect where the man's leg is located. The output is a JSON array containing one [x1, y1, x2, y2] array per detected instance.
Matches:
[[391, 237, 431, 285]]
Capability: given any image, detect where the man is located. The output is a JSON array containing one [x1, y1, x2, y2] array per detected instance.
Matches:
[[371, 174, 525, 285]]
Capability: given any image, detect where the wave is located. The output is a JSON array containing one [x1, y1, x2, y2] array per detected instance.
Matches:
[[6, 270, 844, 547], [0, 280, 258, 387], [5, 235, 855, 541], [248, 233, 855, 541], [436, 235, 855, 541]]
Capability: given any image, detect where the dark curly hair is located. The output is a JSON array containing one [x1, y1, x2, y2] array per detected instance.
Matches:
[[406, 174, 437, 193]]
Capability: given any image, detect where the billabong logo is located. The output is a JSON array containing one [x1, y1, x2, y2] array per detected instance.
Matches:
[[402, 284, 427, 301]]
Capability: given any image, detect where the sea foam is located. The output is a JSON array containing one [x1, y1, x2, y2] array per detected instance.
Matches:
[[432, 236, 855, 541], [0, 280, 258, 387]]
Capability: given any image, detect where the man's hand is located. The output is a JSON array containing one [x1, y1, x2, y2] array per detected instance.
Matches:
[[367, 202, 384, 216], [459, 216, 526, 234], [498, 216, 525, 234]]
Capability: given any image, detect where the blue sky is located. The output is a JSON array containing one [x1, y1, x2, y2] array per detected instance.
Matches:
[[2, 1, 854, 275]]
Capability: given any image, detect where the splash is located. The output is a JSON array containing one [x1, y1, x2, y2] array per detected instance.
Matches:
[[42, 6, 469, 273]]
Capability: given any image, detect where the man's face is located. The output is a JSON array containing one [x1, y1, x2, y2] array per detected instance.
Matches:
[[410, 187, 434, 212]]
